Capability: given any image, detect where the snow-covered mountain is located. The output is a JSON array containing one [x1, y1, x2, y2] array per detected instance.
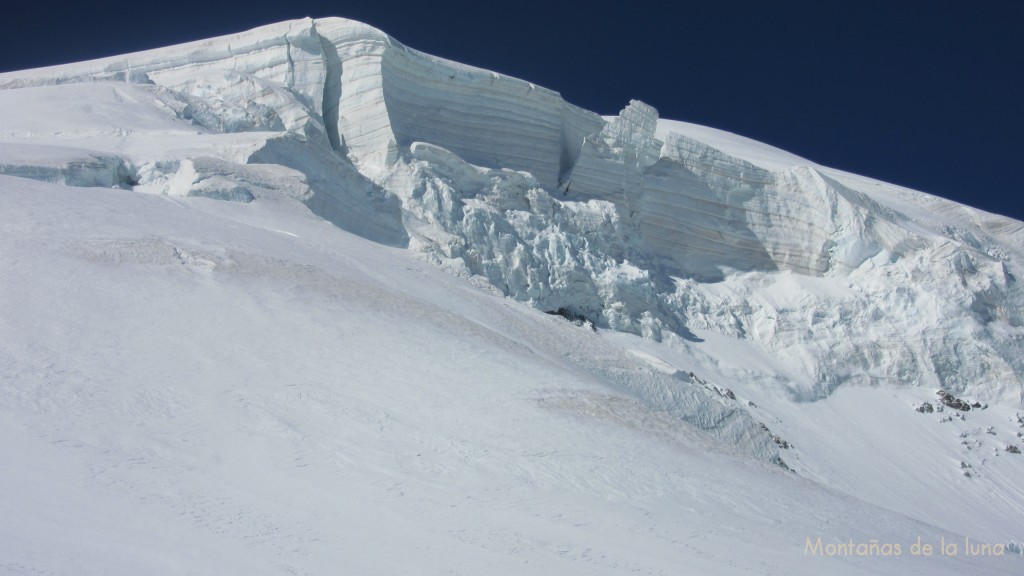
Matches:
[[1, 17, 1022, 575]]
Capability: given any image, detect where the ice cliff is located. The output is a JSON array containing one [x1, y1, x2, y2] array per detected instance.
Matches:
[[1, 16, 1022, 408]]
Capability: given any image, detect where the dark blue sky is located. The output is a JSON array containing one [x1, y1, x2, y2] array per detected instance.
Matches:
[[4, 1, 1022, 221]]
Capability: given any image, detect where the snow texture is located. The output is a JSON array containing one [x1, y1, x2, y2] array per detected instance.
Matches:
[[1, 17, 1023, 575]]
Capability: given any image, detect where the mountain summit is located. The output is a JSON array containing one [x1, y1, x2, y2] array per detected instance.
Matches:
[[1, 17, 1022, 575]]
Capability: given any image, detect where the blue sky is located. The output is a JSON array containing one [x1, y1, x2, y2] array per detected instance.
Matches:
[[4, 0, 1022, 220]]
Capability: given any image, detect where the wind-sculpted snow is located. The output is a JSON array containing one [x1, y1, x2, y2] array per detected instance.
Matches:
[[0, 16, 1022, 408], [0, 21, 324, 153]]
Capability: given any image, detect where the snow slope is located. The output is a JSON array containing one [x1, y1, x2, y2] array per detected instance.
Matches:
[[5, 17, 1019, 405], [1, 16, 1023, 575]]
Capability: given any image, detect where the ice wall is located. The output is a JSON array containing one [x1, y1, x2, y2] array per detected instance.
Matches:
[[1, 17, 1021, 404], [311, 18, 605, 187]]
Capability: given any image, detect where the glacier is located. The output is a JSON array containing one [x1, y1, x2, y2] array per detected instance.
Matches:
[[1, 16, 1023, 575], [2, 17, 1019, 404]]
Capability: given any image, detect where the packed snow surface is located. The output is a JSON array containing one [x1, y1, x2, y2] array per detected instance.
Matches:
[[1, 17, 1023, 575]]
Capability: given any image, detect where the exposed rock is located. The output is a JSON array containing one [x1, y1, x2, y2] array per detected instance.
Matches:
[[961, 461, 974, 478], [775, 457, 795, 473], [758, 422, 792, 449], [936, 389, 972, 412]]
